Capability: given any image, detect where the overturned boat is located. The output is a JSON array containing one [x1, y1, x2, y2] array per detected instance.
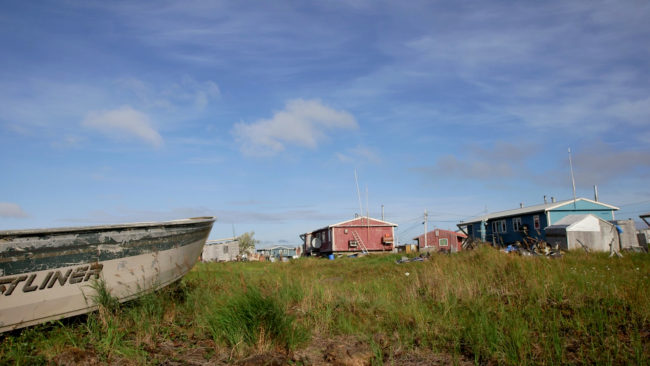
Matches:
[[0, 216, 215, 332]]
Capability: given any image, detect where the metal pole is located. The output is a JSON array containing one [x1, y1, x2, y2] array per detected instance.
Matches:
[[568, 148, 577, 209], [354, 169, 363, 216], [424, 209, 428, 248]]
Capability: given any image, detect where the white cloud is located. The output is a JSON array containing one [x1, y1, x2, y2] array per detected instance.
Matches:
[[82, 106, 163, 148], [0, 202, 29, 218], [232, 99, 358, 156]]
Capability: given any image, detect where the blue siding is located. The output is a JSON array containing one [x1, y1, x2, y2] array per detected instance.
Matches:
[[552, 200, 615, 212], [484, 212, 548, 244], [463, 199, 615, 245], [548, 200, 614, 224], [548, 210, 613, 224]]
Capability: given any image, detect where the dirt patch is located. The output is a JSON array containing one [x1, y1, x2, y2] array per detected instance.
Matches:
[[133, 333, 472, 365], [52, 347, 100, 366], [388, 350, 474, 366], [289, 334, 472, 366], [237, 351, 288, 366]]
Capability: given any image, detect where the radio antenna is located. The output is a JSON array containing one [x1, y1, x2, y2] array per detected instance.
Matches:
[[568, 148, 577, 209], [354, 169, 363, 216]]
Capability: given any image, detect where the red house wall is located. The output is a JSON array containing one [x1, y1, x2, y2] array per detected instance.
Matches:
[[332, 218, 394, 252], [416, 229, 466, 252]]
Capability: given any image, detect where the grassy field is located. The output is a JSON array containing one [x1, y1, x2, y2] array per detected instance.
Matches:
[[1, 246, 649, 365]]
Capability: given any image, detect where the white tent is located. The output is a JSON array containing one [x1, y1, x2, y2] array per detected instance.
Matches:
[[545, 214, 620, 252]]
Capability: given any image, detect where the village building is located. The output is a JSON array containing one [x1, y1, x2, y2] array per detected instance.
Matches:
[[413, 229, 467, 253], [458, 197, 619, 245], [256, 245, 300, 261], [201, 237, 239, 262], [300, 216, 397, 256]]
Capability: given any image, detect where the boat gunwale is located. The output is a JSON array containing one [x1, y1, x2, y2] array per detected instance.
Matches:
[[0, 216, 216, 238]]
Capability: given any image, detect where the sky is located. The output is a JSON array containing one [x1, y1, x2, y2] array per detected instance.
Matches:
[[1, 0, 649, 246]]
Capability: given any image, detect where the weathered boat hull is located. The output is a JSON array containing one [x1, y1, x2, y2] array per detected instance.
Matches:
[[0, 217, 215, 333]]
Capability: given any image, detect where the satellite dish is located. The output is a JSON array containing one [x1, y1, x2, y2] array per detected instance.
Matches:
[[311, 237, 322, 249]]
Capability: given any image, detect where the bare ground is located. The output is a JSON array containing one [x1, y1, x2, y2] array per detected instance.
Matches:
[[52, 334, 473, 365]]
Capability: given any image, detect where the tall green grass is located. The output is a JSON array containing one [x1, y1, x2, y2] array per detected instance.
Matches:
[[1, 247, 648, 365]]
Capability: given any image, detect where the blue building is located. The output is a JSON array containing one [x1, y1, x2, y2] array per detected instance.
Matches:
[[458, 198, 619, 245]]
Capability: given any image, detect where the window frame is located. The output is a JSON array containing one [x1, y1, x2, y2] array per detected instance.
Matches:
[[497, 219, 507, 233], [439, 238, 449, 247], [513, 217, 522, 232]]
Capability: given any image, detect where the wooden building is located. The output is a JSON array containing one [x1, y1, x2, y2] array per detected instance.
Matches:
[[458, 197, 619, 245], [300, 216, 397, 256], [201, 237, 239, 262], [414, 229, 467, 252]]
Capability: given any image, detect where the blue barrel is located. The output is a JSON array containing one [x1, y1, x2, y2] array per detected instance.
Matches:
[[328, 254, 335, 260]]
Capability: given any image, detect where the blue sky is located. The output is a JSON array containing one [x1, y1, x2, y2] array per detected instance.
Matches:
[[1, 0, 649, 246]]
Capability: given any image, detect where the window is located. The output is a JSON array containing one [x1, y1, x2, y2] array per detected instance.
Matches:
[[439, 238, 448, 247], [493, 219, 507, 233], [223, 245, 228, 254], [533, 215, 540, 230], [349, 240, 358, 247], [513, 217, 522, 232]]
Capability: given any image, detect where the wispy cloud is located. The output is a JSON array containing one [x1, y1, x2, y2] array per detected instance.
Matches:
[[0, 202, 29, 218], [61, 207, 216, 224], [421, 142, 536, 180], [336, 145, 381, 164], [555, 143, 650, 186], [115, 76, 220, 110], [232, 99, 358, 156], [82, 106, 163, 148]]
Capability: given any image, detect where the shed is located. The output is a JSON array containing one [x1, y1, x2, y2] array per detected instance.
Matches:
[[544, 214, 620, 252], [610, 219, 639, 250], [300, 216, 397, 256], [413, 229, 467, 253], [458, 197, 619, 245], [202, 237, 239, 262]]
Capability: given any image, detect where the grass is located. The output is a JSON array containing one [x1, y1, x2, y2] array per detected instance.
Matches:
[[1, 246, 648, 365]]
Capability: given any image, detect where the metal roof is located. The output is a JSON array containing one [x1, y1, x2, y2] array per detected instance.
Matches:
[[459, 198, 619, 225]]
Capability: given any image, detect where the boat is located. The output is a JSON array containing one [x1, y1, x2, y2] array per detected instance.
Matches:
[[0, 216, 215, 333]]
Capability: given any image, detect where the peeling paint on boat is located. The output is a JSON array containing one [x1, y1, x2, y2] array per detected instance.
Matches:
[[0, 217, 215, 333]]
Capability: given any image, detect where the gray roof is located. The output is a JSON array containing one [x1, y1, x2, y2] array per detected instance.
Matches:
[[548, 214, 594, 228], [460, 198, 618, 225]]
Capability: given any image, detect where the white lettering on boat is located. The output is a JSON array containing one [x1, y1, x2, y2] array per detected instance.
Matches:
[[0, 263, 103, 296]]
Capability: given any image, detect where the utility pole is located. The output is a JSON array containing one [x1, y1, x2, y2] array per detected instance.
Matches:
[[424, 209, 428, 248], [381, 205, 384, 220]]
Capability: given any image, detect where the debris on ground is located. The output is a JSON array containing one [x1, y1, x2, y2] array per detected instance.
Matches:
[[499, 236, 564, 258], [395, 253, 429, 264]]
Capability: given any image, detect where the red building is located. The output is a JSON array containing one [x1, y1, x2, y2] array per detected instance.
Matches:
[[300, 216, 397, 256], [414, 229, 467, 252]]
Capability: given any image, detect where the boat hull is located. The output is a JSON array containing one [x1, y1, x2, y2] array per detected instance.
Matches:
[[0, 217, 215, 333]]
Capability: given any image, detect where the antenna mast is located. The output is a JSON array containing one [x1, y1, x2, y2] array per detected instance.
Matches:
[[354, 169, 363, 216], [568, 148, 577, 209]]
